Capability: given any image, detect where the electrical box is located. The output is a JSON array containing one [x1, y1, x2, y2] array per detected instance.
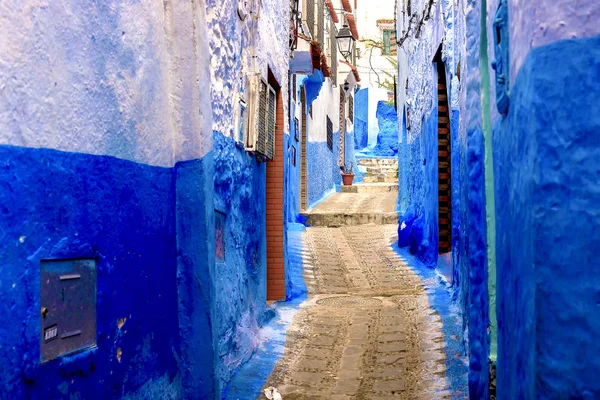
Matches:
[[40, 258, 97, 362]]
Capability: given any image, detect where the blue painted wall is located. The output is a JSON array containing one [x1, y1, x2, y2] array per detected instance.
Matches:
[[0, 1, 217, 398], [344, 129, 363, 183], [373, 101, 399, 157], [175, 155, 216, 400], [286, 119, 301, 225], [1, 0, 291, 398], [354, 89, 369, 150], [284, 115, 303, 299], [397, 34, 491, 398], [204, 0, 290, 395], [307, 133, 340, 209], [0, 146, 215, 399], [212, 132, 268, 396], [494, 35, 600, 399], [398, 109, 438, 267], [306, 127, 363, 209]]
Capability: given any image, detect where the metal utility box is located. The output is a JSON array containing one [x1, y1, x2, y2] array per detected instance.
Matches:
[[40, 258, 97, 362]]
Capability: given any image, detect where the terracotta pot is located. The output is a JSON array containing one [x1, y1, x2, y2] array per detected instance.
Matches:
[[341, 173, 355, 186]]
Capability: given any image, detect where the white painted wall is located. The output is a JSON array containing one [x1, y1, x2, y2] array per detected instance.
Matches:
[[367, 87, 389, 146], [355, 0, 397, 91], [0, 0, 213, 167], [308, 80, 341, 142], [206, 0, 290, 140]]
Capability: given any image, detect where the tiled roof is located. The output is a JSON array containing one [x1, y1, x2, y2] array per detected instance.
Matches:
[[341, 0, 353, 13], [325, 0, 339, 23], [340, 60, 361, 82], [346, 13, 359, 40]]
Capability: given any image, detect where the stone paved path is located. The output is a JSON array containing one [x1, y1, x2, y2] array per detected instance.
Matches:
[[262, 182, 459, 399]]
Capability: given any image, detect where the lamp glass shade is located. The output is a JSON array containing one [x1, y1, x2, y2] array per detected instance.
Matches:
[[336, 25, 355, 60]]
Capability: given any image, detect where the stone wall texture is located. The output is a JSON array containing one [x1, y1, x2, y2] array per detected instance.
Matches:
[[0, 1, 216, 398], [398, 0, 600, 397]]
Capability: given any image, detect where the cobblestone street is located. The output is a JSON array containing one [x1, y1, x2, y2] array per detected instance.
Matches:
[[262, 182, 466, 399]]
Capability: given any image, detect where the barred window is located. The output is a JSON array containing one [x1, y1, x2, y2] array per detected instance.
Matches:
[[293, 75, 297, 102], [257, 79, 268, 156], [382, 29, 397, 56], [327, 116, 333, 151], [256, 78, 277, 160]]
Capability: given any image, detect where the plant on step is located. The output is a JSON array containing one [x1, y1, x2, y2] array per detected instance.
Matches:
[[341, 162, 354, 175], [341, 162, 355, 186]]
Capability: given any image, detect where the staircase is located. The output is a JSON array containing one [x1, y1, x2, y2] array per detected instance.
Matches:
[[301, 157, 399, 227], [356, 157, 398, 183]]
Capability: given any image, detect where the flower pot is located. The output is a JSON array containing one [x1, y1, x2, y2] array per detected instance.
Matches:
[[342, 173, 355, 186]]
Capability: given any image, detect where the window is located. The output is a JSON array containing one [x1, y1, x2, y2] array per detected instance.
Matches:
[[291, 145, 296, 166], [327, 116, 333, 151], [294, 117, 299, 141], [257, 79, 268, 155], [382, 29, 397, 56], [293, 75, 297, 102], [250, 77, 277, 160]]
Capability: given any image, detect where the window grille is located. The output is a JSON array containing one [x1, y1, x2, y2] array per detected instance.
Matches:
[[382, 29, 397, 55], [257, 79, 268, 156], [327, 116, 333, 151], [293, 75, 297, 102], [255, 79, 277, 160], [266, 86, 276, 160]]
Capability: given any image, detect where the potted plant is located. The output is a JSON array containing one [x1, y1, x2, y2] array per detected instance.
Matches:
[[341, 162, 355, 186]]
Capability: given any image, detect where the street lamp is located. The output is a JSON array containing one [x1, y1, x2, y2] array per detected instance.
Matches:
[[336, 24, 355, 60]]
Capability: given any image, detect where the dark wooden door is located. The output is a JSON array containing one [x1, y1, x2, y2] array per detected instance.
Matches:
[[437, 64, 452, 254]]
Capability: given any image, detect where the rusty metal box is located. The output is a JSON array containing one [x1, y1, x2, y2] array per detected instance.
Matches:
[[40, 258, 97, 362]]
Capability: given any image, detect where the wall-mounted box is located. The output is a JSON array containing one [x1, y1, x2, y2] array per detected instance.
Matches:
[[40, 259, 97, 362]]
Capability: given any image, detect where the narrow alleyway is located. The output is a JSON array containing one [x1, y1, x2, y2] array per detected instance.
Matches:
[[261, 160, 467, 399]]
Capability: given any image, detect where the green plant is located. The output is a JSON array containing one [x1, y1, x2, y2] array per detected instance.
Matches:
[[342, 162, 354, 175], [359, 39, 398, 93]]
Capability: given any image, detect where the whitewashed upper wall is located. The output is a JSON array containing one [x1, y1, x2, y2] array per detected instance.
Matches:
[[508, 0, 600, 79], [0, 0, 213, 167], [355, 0, 397, 90], [308, 80, 340, 142], [206, 0, 290, 138], [398, 0, 464, 143]]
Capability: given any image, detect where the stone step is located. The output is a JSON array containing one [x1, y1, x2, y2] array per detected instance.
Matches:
[[362, 175, 398, 183], [359, 158, 398, 162], [357, 158, 398, 166], [359, 164, 398, 171], [365, 166, 398, 174], [340, 183, 398, 193], [302, 211, 399, 227]]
